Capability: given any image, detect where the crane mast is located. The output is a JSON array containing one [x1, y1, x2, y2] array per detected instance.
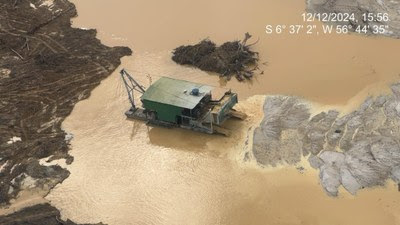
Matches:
[[120, 69, 146, 110]]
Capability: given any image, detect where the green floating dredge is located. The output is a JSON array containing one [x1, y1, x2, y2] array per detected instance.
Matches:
[[120, 69, 246, 136]]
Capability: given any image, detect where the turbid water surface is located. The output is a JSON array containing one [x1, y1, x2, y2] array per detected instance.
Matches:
[[46, 0, 400, 224]]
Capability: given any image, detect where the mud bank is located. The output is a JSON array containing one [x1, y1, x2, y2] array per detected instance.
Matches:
[[307, 0, 400, 38], [0, 0, 130, 221], [2, 0, 400, 224], [0, 203, 104, 225], [252, 82, 400, 196]]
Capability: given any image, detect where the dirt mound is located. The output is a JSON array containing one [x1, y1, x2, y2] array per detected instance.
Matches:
[[251, 83, 400, 196], [172, 33, 259, 81]]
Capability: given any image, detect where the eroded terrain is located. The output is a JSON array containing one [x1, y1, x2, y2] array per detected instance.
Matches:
[[1, 0, 400, 224], [0, 203, 104, 225], [307, 0, 400, 38], [0, 0, 130, 223], [252, 83, 400, 196]]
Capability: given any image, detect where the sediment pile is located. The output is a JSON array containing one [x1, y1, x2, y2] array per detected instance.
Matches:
[[172, 33, 259, 81], [0, 0, 130, 223], [0, 204, 104, 225], [251, 83, 400, 196]]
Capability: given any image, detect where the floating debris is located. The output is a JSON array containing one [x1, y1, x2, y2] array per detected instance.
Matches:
[[172, 33, 260, 81]]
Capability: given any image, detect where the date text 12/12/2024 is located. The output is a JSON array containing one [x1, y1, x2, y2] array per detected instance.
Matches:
[[266, 12, 391, 35]]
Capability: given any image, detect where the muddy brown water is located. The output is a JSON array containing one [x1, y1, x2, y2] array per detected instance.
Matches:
[[45, 0, 400, 224], [70, 0, 400, 105]]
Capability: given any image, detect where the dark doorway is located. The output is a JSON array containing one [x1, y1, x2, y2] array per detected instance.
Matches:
[[176, 116, 182, 125]]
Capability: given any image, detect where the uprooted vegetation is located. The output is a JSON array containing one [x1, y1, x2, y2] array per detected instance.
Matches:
[[172, 33, 260, 81]]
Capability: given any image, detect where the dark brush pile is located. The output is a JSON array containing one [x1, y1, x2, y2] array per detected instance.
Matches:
[[172, 33, 259, 81]]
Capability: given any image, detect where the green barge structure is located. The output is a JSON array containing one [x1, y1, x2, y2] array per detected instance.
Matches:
[[120, 69, 246, 135]]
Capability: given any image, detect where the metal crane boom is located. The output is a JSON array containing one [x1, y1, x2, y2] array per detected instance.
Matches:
[[120, 69, 146, 109]]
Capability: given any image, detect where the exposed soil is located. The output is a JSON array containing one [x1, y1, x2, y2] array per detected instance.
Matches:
[[1, 0, 399, 223], [0, 0, 131, 223], [250, 0, 400, 197], [307, 0, 400, 38], [0, 203, 104, 225], [172, 33, 259, 81], [251, 83, 400, 196]]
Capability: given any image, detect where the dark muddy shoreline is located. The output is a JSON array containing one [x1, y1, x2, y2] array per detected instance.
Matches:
[[0, 0, 131, 223], [251, 0, 400, 197], [0, 203, 105, 225]]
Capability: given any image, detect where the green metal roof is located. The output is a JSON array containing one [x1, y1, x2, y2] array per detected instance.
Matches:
[[141, 77, 214, 109]]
